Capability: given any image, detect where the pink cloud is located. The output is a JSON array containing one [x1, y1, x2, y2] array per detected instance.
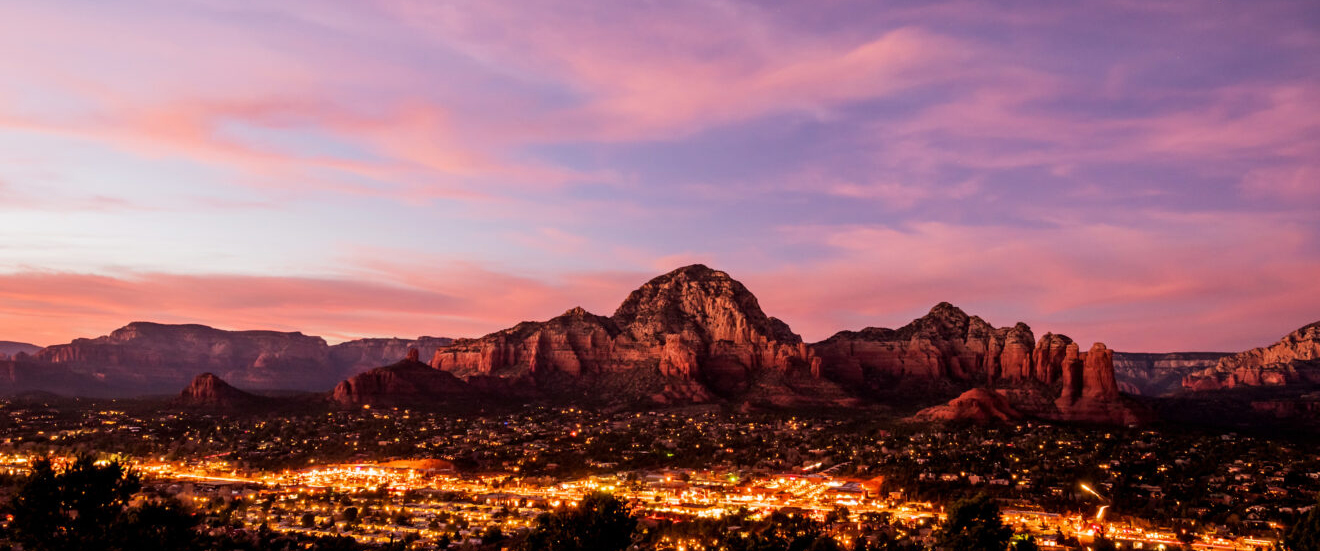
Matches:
[[1240, 165, 1320, 202], [382, 1, 975, 140], [743, 211, 1320, 352], [0, 266, 650, 347]]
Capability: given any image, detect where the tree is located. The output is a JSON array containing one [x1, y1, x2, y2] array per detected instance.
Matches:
[[483, 525, 507, 545], [5, 455, 202, 551], [935, 494, 1013, 551], [119, 499, 202, 550], [1288, 498, 1320, 551], [522, 492, 637, 551]]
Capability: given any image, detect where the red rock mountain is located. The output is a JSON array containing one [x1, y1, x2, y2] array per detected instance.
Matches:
[[176, 372, 260, 407], [813, 303, 1044, 385], [431, 265, 812, 397], [10, 265, 1151, 425], [813, 303, 1148, 424], [1183, 321, 1320, 391], [426, 265, 1140, 422]]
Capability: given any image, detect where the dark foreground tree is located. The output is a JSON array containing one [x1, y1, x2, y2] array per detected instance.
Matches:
[[522, 492, 637, 551], [3, 455, 201, 551], [1287, 497, 1320, 551], [934, 494, 1013, 551]]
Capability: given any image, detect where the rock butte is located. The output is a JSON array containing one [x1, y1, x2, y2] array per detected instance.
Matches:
[[176, 372, 260, 408]]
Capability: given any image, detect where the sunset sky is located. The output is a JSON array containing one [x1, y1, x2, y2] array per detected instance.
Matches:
[[1, 1, 1318, 351]]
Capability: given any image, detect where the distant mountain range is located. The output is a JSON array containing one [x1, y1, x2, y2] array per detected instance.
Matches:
[[0, 325, 450, 397], [0, 341, 40, 359], [7, 264, 1319, 426]]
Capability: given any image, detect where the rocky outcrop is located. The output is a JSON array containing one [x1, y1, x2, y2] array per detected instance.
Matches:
[[176, 373, 260, 407], [910, 388, 1022, 423], [431, 265, 815, 400], [812, 304, 1147, 424], [1031, 333, 1073, 385], [1049, 343, 1146, 424], [331, 358, 472, 406], [1182, 321, 1320, 391], [1112, 352, 1228, 396]]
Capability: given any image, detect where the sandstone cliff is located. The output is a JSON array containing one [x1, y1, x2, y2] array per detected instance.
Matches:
[[1182, 321, 1320, 391]]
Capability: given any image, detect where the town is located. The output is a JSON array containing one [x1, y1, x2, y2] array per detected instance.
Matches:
[[0, 400, 1313, 550]]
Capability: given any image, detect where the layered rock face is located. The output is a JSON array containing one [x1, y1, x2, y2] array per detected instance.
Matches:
[[1182, 322, 1320, 391], [1112, 352, 1228, 396], [332, 358, 471, 406], [431, 265, 812, 398], [176, 373, 260, 407], [812, 304, 1145, 424]]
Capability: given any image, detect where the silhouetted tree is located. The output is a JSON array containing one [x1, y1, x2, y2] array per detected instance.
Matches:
[[522, 492, 637, 551], [935, 494, 1013, 551], [1288, 497, 1320, 551], [1092, 534, 1118, 551], [4, 455, 201, 551]]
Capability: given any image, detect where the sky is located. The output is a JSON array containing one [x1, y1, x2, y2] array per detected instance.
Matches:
[[0, 0, 1318, 352]]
